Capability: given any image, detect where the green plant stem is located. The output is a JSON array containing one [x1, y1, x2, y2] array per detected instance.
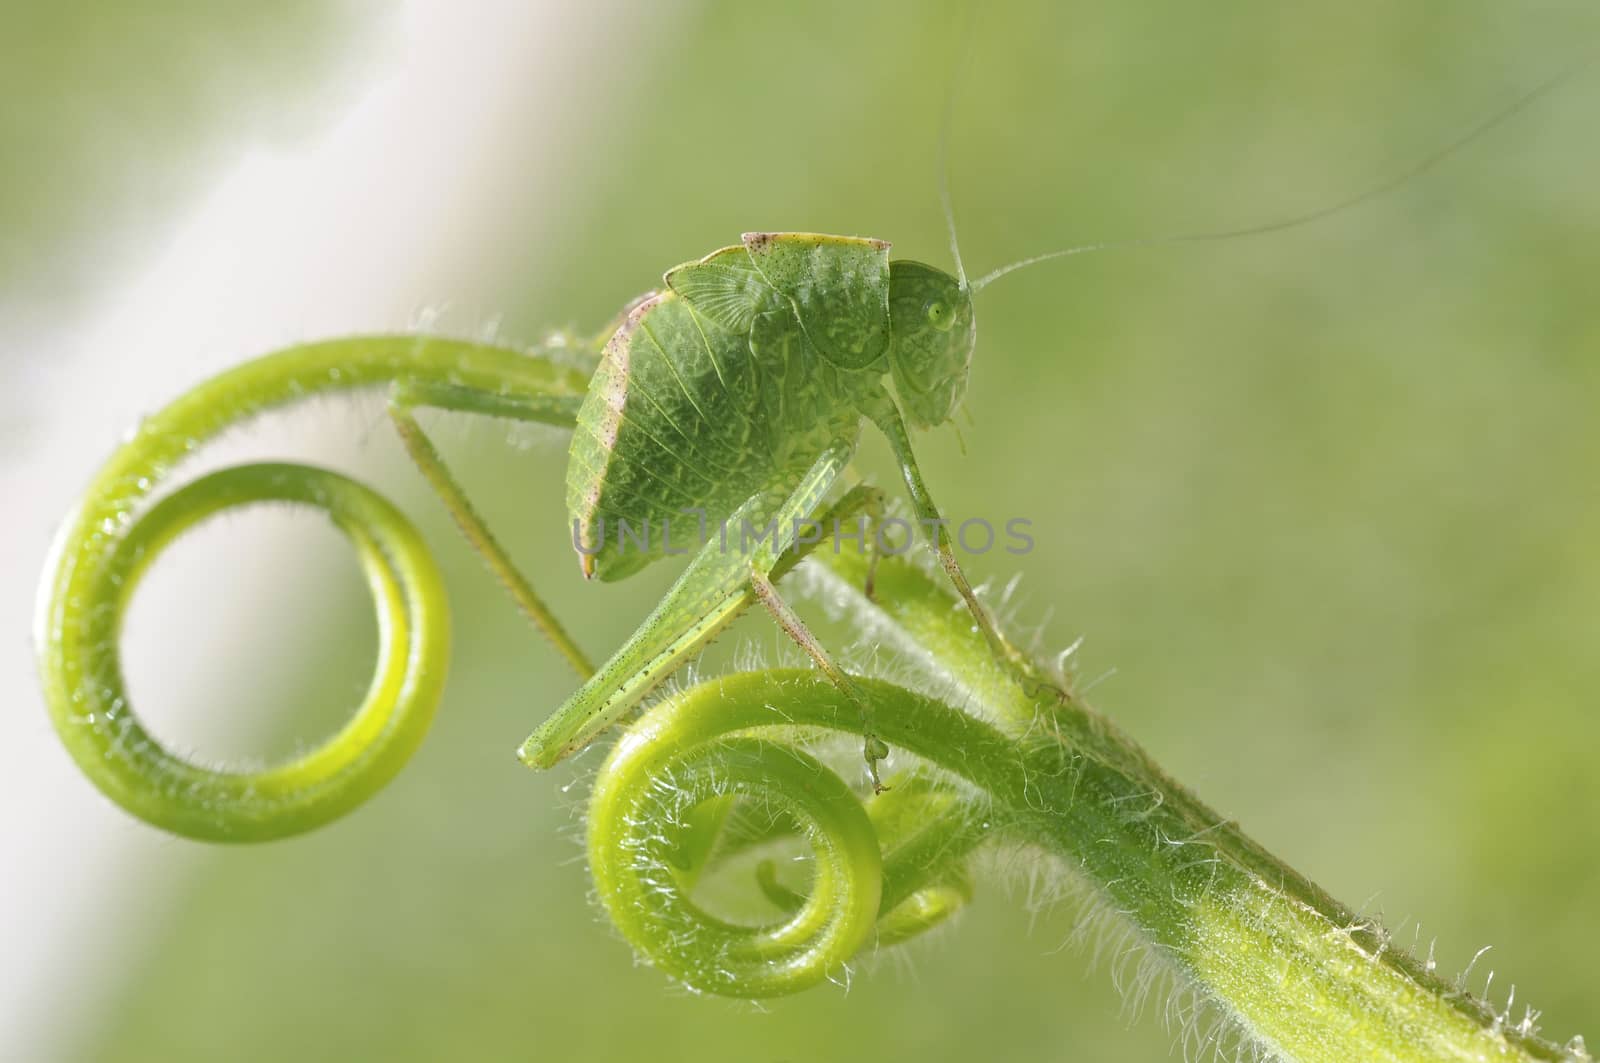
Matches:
[[587, 547, 1586, 1061]]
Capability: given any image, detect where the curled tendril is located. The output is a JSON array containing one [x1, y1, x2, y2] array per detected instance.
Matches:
[[586, 670, 1000, 997], [35, 336, 588, 841], [70, 463, 448, 840]]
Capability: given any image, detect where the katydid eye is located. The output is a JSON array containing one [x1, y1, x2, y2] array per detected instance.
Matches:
[[925, 300, 955, 332]]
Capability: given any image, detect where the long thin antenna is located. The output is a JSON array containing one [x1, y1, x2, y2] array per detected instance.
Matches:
[[972, 53, 1593, 292], [938, 1, 981, 289]]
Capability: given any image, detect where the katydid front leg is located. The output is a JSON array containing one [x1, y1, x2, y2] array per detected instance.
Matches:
[[863, 387, 1064, 700], [519, 438, 893, 786]]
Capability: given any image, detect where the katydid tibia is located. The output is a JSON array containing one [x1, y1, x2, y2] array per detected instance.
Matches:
[[392, 232, 1047, 790]]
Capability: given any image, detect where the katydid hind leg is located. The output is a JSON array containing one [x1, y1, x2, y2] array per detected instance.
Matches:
[[517, 514, 753, 768], [387, 386, 593, 679], [520, 438, 871, 770], [749, 566, 891, 792], [738, 457, 893, 789], [771, 481, 888, 602], [860, 488, 886, 602], [843, 482, 887, 603]]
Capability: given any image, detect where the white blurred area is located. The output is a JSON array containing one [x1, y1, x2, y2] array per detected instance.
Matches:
[[0, 3, 660, 1056]]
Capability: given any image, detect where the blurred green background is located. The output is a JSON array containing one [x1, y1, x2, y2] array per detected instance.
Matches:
[[6, 1, 1597, 1059]]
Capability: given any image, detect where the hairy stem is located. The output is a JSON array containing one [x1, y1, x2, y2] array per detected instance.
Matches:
[[586, 547, 1588, 1061]]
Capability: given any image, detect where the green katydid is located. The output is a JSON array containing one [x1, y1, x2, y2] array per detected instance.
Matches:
[[551, 233, 1056, 779], [395, 231, 1048, 791]]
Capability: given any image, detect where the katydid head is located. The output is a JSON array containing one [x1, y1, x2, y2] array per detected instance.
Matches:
[[887, 261, 975, 429]]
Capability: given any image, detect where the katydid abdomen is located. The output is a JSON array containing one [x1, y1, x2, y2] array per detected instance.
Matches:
[[566, 284, 856, 583]]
